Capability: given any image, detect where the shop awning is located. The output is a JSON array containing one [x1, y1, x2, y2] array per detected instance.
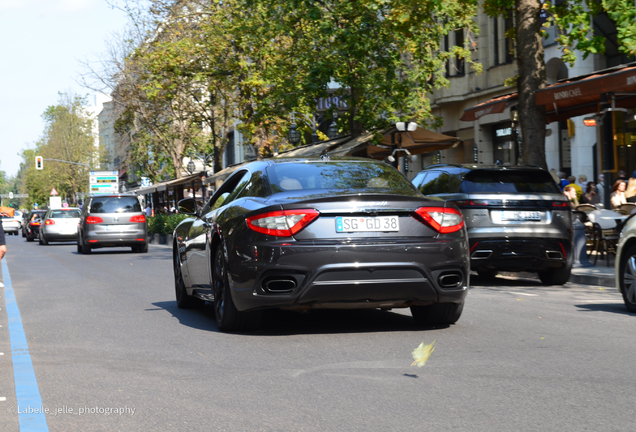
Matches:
[[133, 173, 205, 195], [536, 63, 636, 123], [366, 127, 460, 159], [460, 63, 636, 124], [275, 136, 351, 158], [459, 93, 517, 122]]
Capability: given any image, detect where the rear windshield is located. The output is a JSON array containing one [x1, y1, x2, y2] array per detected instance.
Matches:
[[266, 162, 414, 193], [461, 170, 561, 194], [50, 210, 81, 218], [89, 197, 141, 214]]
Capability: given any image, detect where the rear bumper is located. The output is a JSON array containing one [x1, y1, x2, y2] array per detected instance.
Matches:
[[86, 231, 148, 248], [42, 226, 77, 241], [469, 238, 572, 272], [223, 239, 470, 312]]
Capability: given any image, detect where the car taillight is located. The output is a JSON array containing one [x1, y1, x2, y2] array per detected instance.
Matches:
[[130, 215, 146, 223], [246, 209, 319, 237], [86, 216, 103, 224], [412, 207, 464, 234], [30, 221, 41, 226], [552, 201, 570, 208], [45, 219, 55, 225]]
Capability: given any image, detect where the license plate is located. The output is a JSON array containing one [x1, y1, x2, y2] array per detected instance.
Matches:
[[500, 211, 542, 221], [336, 216, 399, 232]]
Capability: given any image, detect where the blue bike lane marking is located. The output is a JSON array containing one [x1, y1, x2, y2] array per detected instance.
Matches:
[[2, 259, 49, 431]]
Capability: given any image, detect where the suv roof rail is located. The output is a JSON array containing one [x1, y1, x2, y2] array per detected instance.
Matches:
[[425, 163, 463, 169]]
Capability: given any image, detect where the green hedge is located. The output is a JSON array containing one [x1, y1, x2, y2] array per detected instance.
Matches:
[[147, 213, 190, 235]]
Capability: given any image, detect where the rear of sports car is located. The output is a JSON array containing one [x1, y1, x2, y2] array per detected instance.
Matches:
[[223, 160, 469, 323]]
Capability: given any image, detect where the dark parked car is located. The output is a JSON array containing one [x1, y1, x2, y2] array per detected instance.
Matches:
[[173, 157, 469, 332], [24, 209, 47, 242], [39, 208, 81, 245], [77, 194, 148, 254], [412, 164, 573, 285]]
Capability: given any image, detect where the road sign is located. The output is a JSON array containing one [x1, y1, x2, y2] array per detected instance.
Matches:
[[89, 170, 119, 194], [51, 188, 58, 196], [9, 192, 13, 199]]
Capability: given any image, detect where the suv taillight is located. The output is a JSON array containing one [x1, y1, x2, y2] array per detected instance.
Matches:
[[86, 216, 103, 224], [130, 215, 146, 223], [247, 209, 319, 237], [552, 201, 571, 208], [412, 207, 464, 234]]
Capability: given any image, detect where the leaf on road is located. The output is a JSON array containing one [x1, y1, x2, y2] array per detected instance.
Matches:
[[411, 340, 435, 367]]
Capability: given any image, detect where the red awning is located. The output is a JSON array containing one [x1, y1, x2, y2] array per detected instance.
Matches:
[[459, 93, 517, 122], [459, 63, 636, 124], [536, 64, 636, 123]]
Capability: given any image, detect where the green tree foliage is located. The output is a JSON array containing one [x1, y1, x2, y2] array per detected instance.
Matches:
[[21, 93, 100, 207], [96, 0, 480, 174]]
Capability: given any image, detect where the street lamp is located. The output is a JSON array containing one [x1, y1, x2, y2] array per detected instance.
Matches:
[[186, 157, 196, 175], [396, 121, 418, 132], [327, 112, 340, 139], [287, 112, 323, 144], [287, 113, 302, 145]]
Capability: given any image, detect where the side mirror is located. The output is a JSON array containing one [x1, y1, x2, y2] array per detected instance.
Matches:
[[178, 198, 198, 216]]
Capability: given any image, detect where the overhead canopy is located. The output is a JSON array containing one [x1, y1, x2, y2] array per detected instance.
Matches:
[[536, 63, 636, 123], [366, 127, 460, 159], [460, 63, 636, 124], [459, 93, 516, 122], [275, 136, 350, 158]]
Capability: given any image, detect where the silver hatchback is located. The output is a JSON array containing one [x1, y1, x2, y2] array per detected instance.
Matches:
[[77, 194, 148, 254], [40, 208, 81, 244]]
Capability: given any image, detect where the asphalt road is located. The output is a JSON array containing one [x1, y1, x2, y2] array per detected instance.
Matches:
[[0, 234, 634, 431]]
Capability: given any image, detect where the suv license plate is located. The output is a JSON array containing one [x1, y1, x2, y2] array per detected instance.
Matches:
[[500, 211, 542, 221], [336, 216, 399, 232]]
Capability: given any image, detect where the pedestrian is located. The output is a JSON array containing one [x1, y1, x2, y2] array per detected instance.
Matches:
[[145, 204, 152, 217], [584, 182, 601, 205], [564, 185, 579, 207], [610, 179, 627, 209], [0, 207, 6, 262], [618, 170, 629, 182], [558, 171, 569, 191], [625, 178, 636, 203], [567, 175, 583, 202], [597, 174, 605, 206]]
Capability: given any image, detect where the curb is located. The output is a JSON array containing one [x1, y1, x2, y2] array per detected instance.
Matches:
[[500, 270, 616, 288]]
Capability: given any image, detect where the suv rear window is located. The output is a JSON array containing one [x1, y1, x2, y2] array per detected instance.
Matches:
[[461, 170, 561, 194], [89, 197, 141, 214]]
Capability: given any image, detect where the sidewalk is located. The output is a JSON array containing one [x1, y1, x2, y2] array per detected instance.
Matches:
[[503, 257, 617, 288]]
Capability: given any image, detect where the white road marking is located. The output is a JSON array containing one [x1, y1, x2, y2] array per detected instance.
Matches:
[[0, 397, 6, 401]]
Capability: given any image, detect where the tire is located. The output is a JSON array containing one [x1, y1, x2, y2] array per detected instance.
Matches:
[[77, 238, 81, 254], [619, 245, 636, 313], [39, 234, 48, 245], [21, 229, 25, 238], [538, 263, 572, 285], [213, 245, 261, 332], [174, 250, 202, 309], [26, 232, 34, 242], [411, 301, 464, 326], [81, 236, 91, 254], [138, 243, 148, 253]]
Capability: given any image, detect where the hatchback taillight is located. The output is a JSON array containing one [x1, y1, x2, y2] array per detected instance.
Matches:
[[130, 215, 146, 223], [86, 216, 103, 224], [246, 209, 319, 237], [412, 207, 464, 234], [30, 221, 41, 226], [45, 219, 55, 225]]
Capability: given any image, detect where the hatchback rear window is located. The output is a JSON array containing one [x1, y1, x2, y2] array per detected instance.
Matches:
[[89, 197, 141, 214], [267, 162, 414, 193], [50, 210, 81, 218], [461, 170, 561, 194]]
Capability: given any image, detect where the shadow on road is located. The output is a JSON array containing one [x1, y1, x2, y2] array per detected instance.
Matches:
[[152, 300, 448, 335], [574, 302, 635, 315]]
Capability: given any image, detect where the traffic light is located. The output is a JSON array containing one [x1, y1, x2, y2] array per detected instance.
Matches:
[[35, 156, 43, 170]]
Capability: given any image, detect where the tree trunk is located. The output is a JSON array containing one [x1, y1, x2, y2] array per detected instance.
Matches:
[[516, 0, 547, 168]]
